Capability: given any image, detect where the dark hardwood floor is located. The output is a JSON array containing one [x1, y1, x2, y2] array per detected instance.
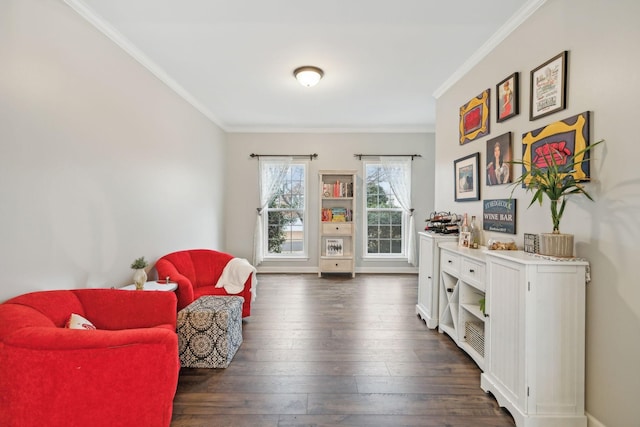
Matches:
[[171, 273, 515, 427]]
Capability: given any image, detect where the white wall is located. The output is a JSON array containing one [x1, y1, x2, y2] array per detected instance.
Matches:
[[434, 0, 640, 425], [225, 133, 434, 272], [0, 0, 227, 301]]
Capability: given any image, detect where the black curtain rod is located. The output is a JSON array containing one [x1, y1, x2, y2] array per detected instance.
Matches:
[[250, 153, 318, 160], [353, 154, 422, 160]]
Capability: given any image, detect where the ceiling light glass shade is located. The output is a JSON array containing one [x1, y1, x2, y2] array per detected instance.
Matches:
[[294, 66, 324, 87]]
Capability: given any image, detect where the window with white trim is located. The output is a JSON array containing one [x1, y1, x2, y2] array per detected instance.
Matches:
[[363, 161, 407, 257], [263, 162, 307, 258]]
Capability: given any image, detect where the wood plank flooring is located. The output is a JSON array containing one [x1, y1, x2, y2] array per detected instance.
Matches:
[[171, 273, 515, 427]]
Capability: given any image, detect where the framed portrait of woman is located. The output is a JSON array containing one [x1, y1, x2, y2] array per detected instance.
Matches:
[[496, 72, 519, 122], [486, 132, 512, 186]]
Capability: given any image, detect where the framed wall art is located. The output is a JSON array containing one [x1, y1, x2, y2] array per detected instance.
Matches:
[[482, 199, 516, 234], [459, 89, 490, 144], [530, 51, 568, 120], [486, 132, 512, 186], [496, 72, 519, 122], [521, 111, 591, 186], [454, 152, 480, 202]]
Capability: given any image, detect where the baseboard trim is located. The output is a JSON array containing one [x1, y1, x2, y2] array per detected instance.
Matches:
[[256, 266, 418, 275], [586, 412, 606, 427], [256, 266, 317, 274]]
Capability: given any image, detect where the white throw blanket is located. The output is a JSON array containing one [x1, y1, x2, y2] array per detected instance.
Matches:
[[215, 258, 257, 301]]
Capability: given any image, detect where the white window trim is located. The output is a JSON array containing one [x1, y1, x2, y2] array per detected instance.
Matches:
[[262, 160, 309, 260], [361, 161, 407, 260]]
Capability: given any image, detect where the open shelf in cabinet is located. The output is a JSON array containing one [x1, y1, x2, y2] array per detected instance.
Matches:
[[438, 242, 487, 371]]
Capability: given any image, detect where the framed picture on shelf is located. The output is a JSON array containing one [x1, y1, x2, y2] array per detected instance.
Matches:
[[496, 72, 519, 122], [459, 89, 490, 144], [454, 152, 480, 202], [458, 232, 471, 248], [524, 233, 539, 254], [325, 238, 344, 257], [530, 51, 568, 120], [521, 111, 591, 186], [486, 132, 512, 186]]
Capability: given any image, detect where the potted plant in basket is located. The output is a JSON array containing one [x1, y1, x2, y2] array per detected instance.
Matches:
[[130, 256, 148, 290], [509, 139, 603, 257]]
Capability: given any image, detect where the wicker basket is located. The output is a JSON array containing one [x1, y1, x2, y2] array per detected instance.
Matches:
[[465, 321, 485, 357]]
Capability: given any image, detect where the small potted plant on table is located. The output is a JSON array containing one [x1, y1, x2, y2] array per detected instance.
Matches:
[[130, 256, 148, 290]]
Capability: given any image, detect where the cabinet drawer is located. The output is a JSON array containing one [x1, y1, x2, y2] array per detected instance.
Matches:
[[461, 258, 485, 290], [440, 250, 460, 273], [320, 259, 352, 272], [322, 222, 353, 235]]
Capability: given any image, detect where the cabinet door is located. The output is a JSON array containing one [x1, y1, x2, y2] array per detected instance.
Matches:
[[486, 257, 527, 411], [417, 235, 435, 321]]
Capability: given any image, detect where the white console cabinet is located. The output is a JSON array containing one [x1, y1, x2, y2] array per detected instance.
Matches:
[[481, 250, 588, 427], [416, 232, 457, 329], [438, 242, 487, 370]]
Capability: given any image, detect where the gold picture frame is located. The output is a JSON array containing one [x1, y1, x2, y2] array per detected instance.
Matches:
[[521, 111, 590, 186], [459, 89, 490, 145]]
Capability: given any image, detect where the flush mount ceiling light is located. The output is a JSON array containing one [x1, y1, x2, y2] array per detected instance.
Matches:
[[293, 66, 324, 87]]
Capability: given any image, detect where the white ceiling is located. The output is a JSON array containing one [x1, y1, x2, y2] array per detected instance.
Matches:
[[67, 0, 537, 133]]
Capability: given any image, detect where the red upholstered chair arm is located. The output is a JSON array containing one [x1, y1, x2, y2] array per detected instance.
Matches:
[[73, 289, 177, 330], [155, 258, 195, 310], [240, 274, 253, 317]]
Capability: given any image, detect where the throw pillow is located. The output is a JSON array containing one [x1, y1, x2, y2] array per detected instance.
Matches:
[[66, 313, 96, 330]]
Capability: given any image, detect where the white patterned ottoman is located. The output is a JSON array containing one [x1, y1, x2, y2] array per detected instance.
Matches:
[[177, 296, 244, 368]]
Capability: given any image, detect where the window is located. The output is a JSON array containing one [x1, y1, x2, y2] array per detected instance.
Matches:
[[363, 158, 415, 263], [264, 162, 307, 258], [364, 162, 406, 257]]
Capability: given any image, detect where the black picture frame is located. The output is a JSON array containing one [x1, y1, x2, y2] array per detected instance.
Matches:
[[496, 72, 519, 122], [486, 132, 513, 186], [530, 51, 568, 120], [454, 152, 480, 202]]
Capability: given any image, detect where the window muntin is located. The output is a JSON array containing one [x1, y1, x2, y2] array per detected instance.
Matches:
[[364, 162, 405, 257], [264, 163, 306, 257]]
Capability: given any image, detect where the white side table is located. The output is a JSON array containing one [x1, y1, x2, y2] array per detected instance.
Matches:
[[121, 281, 178, 291]]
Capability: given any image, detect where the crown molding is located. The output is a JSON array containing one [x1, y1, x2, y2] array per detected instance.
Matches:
[[63, 0, 227, 130], [433, 0, 547, 99], [224, 125, 434, 134]]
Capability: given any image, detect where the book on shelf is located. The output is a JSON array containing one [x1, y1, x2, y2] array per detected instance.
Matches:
[[321, 207, 352, 222], [321, 181, 353, 198]]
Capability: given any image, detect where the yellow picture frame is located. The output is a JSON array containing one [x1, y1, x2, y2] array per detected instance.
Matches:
[[459, 89, 490, 145], [521, 111, 590, 186]]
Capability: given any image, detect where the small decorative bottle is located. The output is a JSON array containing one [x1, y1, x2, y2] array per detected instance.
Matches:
[[461, 213, 469, 233], [470, 215, 480, 249]]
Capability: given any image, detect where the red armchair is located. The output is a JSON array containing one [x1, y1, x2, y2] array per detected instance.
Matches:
[[0, 289, 179, 427], [155, 249, 254, 317]]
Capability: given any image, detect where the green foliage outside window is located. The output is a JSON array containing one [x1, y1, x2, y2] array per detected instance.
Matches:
[[365, 165, 403, 255], [266, 165, 305, 255]]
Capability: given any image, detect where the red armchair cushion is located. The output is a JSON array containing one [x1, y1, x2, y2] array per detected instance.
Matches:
[[155, 249, 253, 316]]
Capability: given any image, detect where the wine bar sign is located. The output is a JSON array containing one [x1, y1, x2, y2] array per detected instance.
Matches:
[[483, 199, 516, 234]]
